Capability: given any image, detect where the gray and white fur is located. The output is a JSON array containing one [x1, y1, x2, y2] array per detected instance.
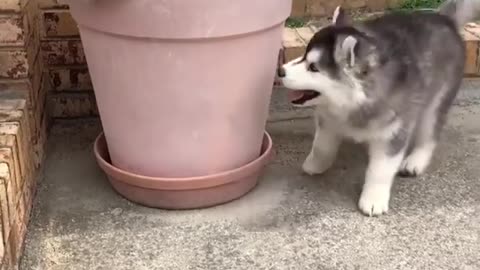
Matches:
[[277, 0, 479, 216]]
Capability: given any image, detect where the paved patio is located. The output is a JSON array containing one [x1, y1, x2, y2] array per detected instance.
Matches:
[[20, 80, 480, 270]]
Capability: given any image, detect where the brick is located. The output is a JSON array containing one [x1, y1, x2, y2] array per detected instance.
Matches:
[[295, 27, 315, 44], [49, 67, 92, 91], [282, 28, 305, 62], [0, 0, 23, 12], [0, 149, 17, 206], [0, 80, 33, 108], [291, 0, 306, 17], [0, 150, 24, 265], [387, 0, 402, 8], [0, 146, 20, 224], [0, 163, 13, 249], [37, 0, 68, 9], [24, 0, 41, 75], [0, 218, 13, 269], [461, 29, 480, 76], [31, 107, 47, 169], [0, 123, 28, 204], [322, 0, 344, 15], [29, 76, 47, 146], [25, 48, 43, 107], [25, 35, 40, 75], [465, 23, 480, 38], [0, 51, 28, 79], [0, 180, 4, 259], [0, 110, 30, 162], [30, 74, 46, 130], [22, 0, 37, 41], [30, 57, 43, 107], [0, 199, 4, 266], [0, 52, 43, 106], [0, 99, 26, 112], [283, 27, 305, 47], [284, 46, 305, 63], [345, 0, 367, 9], [41, 10, 79, 37], [41, 39, 86, 66], [0, 15, 24, 47], [308, 21, 328, 33], [48, 92, 98, 118], [7, 220, 19, 266], [0, 100, 33, 190], [9, 195, 26, 265], [306, 0, 326, 17], [15, 195, 25, 233], [20, 169, 33, 220], [366, 0, 387, 10], [0, 148, 19, 208], [0, 81, 30, 101], [27, 107, 41, 151], [0, 164, 9, 249]]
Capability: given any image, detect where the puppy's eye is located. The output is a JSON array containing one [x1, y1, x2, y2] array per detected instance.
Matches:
[[357, 65, 369, 77], [308, 63, 319, 72]]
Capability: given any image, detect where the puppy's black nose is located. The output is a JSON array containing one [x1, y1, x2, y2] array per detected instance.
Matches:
[[277, 66, 286, 78]]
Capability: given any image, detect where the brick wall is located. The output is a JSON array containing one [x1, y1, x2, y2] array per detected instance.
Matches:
[[0, 0, 47, 268], [38, 0, 97, 119], [291, 0, 402, 17]]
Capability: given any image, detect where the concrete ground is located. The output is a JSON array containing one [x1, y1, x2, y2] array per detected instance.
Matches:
[[20, 80, 480, 270]]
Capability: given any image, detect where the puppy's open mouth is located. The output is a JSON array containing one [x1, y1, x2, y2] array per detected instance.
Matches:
[[288, 90, 320, 105]]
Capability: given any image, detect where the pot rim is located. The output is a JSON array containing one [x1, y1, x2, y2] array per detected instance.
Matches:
[[94, 131, 273, 191], [65, 0, 292, 40]]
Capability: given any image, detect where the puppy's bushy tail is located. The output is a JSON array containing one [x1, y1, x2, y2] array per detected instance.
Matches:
[[438, 0, 480, 26]]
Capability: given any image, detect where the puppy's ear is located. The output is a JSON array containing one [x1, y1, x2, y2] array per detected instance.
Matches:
[[332, 6, 351, 26], [438, 0, 457, 18], [335, 35, 358, 67], [335, 34, 381, 73]]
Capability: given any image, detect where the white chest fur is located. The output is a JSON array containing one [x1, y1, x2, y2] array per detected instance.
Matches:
[[315, 106, 401, 143]]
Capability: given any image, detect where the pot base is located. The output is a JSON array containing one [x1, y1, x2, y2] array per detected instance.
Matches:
[[93, 132, 273, 209]]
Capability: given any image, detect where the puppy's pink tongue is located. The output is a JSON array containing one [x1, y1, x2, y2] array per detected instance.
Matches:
[[288, 90, 305, 101]]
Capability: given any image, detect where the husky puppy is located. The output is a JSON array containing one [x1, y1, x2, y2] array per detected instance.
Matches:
[[277, 0, 480, 216]]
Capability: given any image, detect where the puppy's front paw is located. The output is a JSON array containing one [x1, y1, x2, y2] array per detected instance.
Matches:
[[302, 153, 334, 176], [358, 185, 390, 217]]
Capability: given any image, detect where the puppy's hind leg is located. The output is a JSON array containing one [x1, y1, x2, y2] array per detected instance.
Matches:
[[398, 138, 436, 177], [302, 116, 341, 175], [398, 91, 454, 177], [398, 110, 438, 177], [399, 78, 462, 177]]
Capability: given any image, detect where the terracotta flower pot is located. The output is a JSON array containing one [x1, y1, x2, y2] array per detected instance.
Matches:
[[66, 0, 291, 208]]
